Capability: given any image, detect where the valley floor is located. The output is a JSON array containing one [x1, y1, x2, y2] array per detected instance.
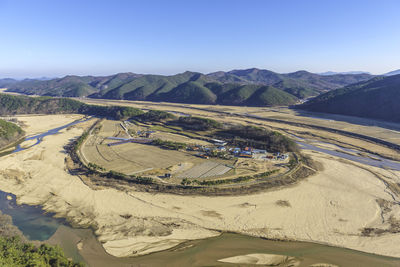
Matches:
[[0, 111, 399, 263]]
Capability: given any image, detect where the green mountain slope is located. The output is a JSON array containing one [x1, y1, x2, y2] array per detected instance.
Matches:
[[155, 81, 217, 104], [298, 74, 400, 122], [246, 86, 299, 106], [100, 72, 205, 100]]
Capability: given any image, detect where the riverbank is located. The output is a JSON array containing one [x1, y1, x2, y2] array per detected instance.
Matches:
[[0, 114, 400, 261]]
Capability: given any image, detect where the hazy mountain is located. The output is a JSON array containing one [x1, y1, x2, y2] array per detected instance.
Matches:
[[3, 69, 375, 107], [319, 71, 371, 75], [298, 74, 400, 122], [384, 69, 400, 76], [0, 78, 18, 88]]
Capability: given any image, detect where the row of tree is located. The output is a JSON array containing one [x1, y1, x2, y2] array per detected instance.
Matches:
[[181, 169, 280, 186]]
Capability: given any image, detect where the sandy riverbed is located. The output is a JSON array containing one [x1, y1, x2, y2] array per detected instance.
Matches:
[[0, 115, 400, 259], [218, 253, 300, 265]]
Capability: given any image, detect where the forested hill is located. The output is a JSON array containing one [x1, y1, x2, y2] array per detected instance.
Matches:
[[298, 74, 400, 123], [0, 119, 24, 149], [0, 94, 143, 120], [3, 69, 374, 107]]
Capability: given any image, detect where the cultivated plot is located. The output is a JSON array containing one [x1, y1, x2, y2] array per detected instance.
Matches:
[[176, 161, 232, 179]]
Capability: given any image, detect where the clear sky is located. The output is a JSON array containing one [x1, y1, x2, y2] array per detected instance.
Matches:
[[0, 0, 399, 78]]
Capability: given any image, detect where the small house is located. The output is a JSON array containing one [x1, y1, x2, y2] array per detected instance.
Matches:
[[212, 139, 228, 146], [240, 151, 253, 158], [233, 148, 241, 154]]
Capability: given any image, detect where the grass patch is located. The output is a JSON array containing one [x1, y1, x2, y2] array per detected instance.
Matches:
[[182, 169, 280, 186]]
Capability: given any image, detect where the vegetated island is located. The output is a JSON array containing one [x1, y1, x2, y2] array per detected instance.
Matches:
[[0, 94, 317, 195], [68, 108, 318, 196]]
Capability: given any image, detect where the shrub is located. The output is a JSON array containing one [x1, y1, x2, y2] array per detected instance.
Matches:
[[152, 139, 186, 150], [0, 236, 84, 267], [133, 110, 176, 122], [217, 125, 298, 152], [172, 116, 222, 131]]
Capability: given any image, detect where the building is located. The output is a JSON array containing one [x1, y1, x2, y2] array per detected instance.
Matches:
[[198, 153, 209, 159], [233, 148, 241, 154], [239, 151, 253, 158], [211, 139, 228, 146], [278, 154, 289, 160]]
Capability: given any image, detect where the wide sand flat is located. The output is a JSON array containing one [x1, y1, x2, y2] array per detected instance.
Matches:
[[0, 115, 399, 259], [218, 253, 300, 266], [13, 114, 84, 134]]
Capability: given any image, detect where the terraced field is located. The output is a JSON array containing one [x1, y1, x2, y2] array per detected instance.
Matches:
[[81, 119, 279, 181], [176, 161, 232, 179], [81, 120, 209, 175]]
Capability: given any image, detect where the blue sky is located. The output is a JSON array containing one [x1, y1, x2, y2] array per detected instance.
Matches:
[[0, 0, 399, 78]]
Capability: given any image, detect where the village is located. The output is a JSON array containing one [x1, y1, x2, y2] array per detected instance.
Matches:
[[187, 138, 289, 162], [106, 121, 290, 163], [77, 119, 292, 184]]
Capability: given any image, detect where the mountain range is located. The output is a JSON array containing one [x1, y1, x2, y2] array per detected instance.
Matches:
[[384, 69, 400, 76], [299, 74, 400, 123], [1, 68, 374, 107]]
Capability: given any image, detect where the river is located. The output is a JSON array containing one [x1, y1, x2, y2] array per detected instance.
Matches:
[[294, 135, 400, 171], [13, 117, 91, 153]]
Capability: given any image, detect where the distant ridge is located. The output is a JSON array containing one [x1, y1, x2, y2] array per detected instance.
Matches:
[[319, 71, 371, 76], [384, 69, 400, 76], [2, 68, 374, 107]]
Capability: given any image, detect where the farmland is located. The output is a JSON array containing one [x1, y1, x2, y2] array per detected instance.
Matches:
[[79, 117, 292, 187]]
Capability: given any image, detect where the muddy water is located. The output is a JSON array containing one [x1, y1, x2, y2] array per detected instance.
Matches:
[[52, 227, 400, 267], [0, 191, 86, 263], [0, 191, 65, 241]]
